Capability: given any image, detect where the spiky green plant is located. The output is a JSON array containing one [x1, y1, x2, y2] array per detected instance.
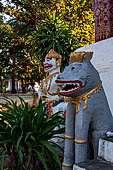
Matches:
[[0, 97, 64, 170]]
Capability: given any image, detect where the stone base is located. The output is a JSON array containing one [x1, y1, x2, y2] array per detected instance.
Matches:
[[98, 136, 113, 163], [73, 159, 113, 170], [73, 137, 113, 170]]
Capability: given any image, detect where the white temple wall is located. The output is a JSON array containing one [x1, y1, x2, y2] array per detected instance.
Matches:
[[75, 37, 113, 114]]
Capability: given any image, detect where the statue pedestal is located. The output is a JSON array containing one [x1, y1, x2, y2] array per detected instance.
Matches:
[[73, 136, 113, 170], [75, 37, 113, 115], [98, 136, 113, 164], [73, 159, 113, 170]]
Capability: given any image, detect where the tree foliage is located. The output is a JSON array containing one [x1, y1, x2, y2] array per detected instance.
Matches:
[[1, 0, 94, 45], [26, 12, 80, 72], [55, 0, 95, 45], [0, 0, 94, 92]]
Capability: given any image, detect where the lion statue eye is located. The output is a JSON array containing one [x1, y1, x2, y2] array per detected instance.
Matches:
[[71, 66, 75, 70]]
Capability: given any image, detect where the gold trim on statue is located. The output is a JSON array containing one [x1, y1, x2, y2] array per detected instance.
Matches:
[[41, 72, 60, 95], [75, 80, 102, 113], [43, 97, 64, 105], [74, 139, 88, 144], [64, 135, 74, 140], [64, 80, 102, 114], [45, 49, 62, 67], [62, 163, 73, 167], [70, 51, 93, 63], [45, 49, 62, 59]]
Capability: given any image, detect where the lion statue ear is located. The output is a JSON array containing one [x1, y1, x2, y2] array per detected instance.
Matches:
[[83, 54, 91, 63], [69, 59, 72, 64]]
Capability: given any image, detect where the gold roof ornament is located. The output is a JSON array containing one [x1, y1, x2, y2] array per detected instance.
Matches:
[[70, 51, 93, 63], [45, 49, 62, 59]]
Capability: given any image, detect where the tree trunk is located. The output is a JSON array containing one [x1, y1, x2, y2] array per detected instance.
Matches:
[[21, 78, 26, 93], [92, 0, 113, 42], [11, 47, 17, 94], [11, 71, 17, 94], [0, 77, 3, 93], [11, 3, 19, 94]]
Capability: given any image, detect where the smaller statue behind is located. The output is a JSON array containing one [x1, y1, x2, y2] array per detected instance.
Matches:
[[38, 49, 67, 117]]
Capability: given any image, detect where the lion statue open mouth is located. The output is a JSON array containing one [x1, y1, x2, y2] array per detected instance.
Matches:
[[56, 80, 82, 95]]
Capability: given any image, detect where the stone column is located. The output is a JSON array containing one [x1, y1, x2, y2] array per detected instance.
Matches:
[[92, 0, 113, 42], [7, 80, 12, 91]]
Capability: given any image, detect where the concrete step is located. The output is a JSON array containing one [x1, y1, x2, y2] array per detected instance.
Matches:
[[73, 158, 113, 170], [98, 136, 113, 163]]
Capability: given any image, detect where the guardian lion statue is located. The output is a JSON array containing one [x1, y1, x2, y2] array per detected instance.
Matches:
[[56, 52, 113, 170]]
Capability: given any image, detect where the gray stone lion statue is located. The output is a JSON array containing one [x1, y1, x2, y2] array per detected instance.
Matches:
[[55, 52, 113, 170]]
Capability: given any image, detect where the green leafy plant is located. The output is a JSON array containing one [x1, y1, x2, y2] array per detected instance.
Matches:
[[0, 97, 64, 170]]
